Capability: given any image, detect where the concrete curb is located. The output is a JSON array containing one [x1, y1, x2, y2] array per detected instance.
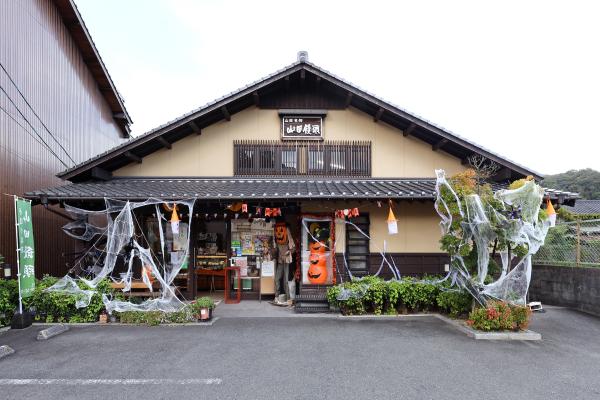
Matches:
[[337, 313, 542, 340], [0, 345, 15, 360], [434, 314, 542, 340], [32, 317, 221, 327], [37, 324, 69, 340], [0, 326, 11, 334]]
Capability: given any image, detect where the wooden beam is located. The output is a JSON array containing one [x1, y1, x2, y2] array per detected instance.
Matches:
[[221, 105, 231, 121], [157, 137, 172, 150], [432, 138, 449, 151], [252, 91, 260, 106], [344, 92, 353, 108], [403, 123, 416, 137], [315, 76, 321, 87], [188, 121, 201, 135], [373, 107, 384, 122], [90, 167, 112, 181], [300, 69, 306, 84], [124, 151, 142, 164], [284, 75, 290, 89]]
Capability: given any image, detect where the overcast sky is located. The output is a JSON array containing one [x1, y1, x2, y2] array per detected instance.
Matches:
[[76, 0, 599, 175]]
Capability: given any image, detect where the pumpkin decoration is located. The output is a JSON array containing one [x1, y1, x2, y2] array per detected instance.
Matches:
[[307, 252, 328, 284], [274, 222, 288, 245], [309, 241, 327, 254]]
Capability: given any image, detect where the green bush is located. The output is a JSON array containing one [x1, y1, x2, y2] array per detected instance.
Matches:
[[364, 278, 386, 315], [467, 301, 531, 331], [326, 275, 453, 316], [116, 307, 195, 326], [436, 288, 472, 318], [326, 285, 342, 308], [0, 279, 19, 326], [397, 277, 440, 312], [23, 276, 120, 323]]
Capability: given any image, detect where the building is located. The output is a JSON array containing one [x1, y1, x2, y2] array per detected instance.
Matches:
[[0, 0, 132, 277], [25, 52, 576, 310], [561, 200, 600, 218]]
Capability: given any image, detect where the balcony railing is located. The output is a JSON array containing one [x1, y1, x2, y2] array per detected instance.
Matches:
[[234, 140, 371, 177]]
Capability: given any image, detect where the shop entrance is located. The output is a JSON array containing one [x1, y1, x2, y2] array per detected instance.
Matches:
[[190, 205, 304, 305]]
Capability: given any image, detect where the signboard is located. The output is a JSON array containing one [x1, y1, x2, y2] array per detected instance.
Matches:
[[281, 116, 323, 140], [15, 198, 35, 298]]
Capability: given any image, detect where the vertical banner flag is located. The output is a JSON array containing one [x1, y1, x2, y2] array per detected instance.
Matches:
[[15, 197, 35, 298]]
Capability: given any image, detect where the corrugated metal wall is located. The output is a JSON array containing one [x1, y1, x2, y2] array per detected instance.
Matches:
[[0, 0, 125, 277]]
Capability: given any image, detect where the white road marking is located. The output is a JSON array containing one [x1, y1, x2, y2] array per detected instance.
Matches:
[[0, 378, 222, 385]]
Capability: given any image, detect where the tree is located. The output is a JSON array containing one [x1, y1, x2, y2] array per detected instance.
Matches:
[[435, 168, 549, 304]]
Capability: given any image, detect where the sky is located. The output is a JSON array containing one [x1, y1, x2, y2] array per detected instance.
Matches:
[[75, 0, 600, 175]]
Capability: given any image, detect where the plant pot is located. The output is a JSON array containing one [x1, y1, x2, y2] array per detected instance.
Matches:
[[109, 315, 117, 323], [99, 314, 108, 324], [199, 308, 212, 321]]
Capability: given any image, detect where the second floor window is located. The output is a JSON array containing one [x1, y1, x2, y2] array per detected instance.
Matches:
[[234, 140, 371, 176]]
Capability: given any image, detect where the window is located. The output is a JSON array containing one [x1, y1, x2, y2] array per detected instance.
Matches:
[[234, 140, 370, 176], [345, 215, 370, 275], [281, 149, 297, 172], [308, 149, 324, 172], [259, 149, 274, 171], [330, 150, 346, 171]]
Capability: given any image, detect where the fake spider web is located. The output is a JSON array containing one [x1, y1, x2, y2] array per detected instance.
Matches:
[[331, 169, 550, 306], [46, 198, 195, 313]]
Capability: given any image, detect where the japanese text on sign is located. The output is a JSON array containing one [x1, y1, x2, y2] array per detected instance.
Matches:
[[281, 116, 323, 140]]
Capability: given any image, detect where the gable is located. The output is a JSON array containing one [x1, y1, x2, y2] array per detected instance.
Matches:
[[58, 59, 540, 182], [114, 106, 466, 178]]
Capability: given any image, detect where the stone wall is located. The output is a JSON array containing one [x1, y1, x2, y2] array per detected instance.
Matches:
[[529, 265, 600, 316]]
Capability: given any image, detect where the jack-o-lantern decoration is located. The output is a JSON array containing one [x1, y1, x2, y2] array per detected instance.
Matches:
[[274, 222, 288, 245], [309, 241, 326, 254], [307, 252, 328, 284]]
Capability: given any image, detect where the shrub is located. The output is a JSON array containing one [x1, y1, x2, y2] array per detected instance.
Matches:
[[398, 277, 439, 312], [0, 279, 19, 326], [23, 276, 120, 323], [466, 301, 531, 331], [325, 275, 448, 315], [326, 285, 341, 308], [116, 307, 196, 326], [364, 278, 386, 315], [436, 289, 472, 318]]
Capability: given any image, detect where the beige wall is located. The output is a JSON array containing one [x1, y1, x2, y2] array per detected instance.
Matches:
[[300, 201, 443, 253], [115, 107, 465, 178]]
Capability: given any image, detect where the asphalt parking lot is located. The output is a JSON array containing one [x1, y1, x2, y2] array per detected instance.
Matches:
[[1, 307, 599, 400]]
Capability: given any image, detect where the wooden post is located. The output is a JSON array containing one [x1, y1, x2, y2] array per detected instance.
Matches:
[[576, 221, 581, 267]]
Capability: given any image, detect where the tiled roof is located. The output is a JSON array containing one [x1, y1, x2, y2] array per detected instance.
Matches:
[[24, 177, 577, 203], [56, 59, 543, 181], [562, 200, 600, 215]]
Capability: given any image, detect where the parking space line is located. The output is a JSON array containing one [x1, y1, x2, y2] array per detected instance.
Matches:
[[0, 378, 222, 385]]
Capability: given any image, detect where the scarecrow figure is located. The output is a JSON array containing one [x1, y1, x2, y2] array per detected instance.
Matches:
[[273, 222, 295, 301]]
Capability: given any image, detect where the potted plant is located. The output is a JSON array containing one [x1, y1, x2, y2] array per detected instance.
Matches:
[[99, 310, 108, 324], [194, 297, 215, 321]]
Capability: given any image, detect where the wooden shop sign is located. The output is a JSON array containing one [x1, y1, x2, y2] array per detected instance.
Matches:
[[281, 116, 323, 140]]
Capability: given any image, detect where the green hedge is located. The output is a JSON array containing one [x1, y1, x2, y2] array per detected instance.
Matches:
[[0, 279, 19, 326], [21, 276, 121, 323], [327, 276, 473, 317]]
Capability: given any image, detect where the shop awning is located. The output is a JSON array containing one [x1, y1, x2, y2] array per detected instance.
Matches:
[[24, 177, 578, 204]]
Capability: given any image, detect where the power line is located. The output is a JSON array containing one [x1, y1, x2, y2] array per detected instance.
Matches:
[[0, 84, 70, 169], [0, 61, 76, 166], [0, 104, 47, 149]]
